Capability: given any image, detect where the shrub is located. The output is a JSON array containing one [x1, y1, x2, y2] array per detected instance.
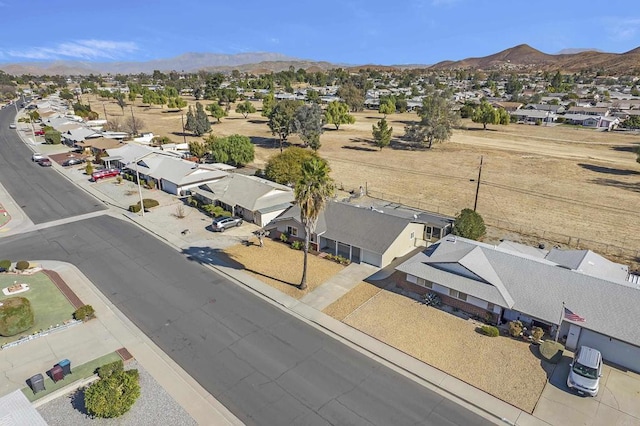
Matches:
[[508, 320, 523, 337], [481, 325, 499, 337], [291, 241, 303, 250], [280, 233, 288, 243], [531, 326, 544, 341], [0, 259, 11, 270], [129, 198, 159, 212], [116, 176, 123, 184], [84, 369, 140, 418], [539, 340, 564, 364], [85, 162, 94, 175], [146, 179, 156, 190], [73, 304, 95, 322], [96, 359, 124, 379], [15, 260, 30, 271], [0, 297, 35, 336]]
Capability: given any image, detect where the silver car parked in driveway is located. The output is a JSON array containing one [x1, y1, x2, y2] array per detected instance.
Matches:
[[211, 216, 243, 232], [567, 346, 602, 396]]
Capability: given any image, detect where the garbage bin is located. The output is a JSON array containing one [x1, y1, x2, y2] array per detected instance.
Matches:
[[57, 359, 71, 376], [49, 365, 64, 383], [28, 373, 46, 394]]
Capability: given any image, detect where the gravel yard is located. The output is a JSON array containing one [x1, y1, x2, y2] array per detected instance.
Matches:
[[37, 361, 196, 425], [323, 281, 383, 320], [223, 238, 345, 298], [337, 288, 552, 413]]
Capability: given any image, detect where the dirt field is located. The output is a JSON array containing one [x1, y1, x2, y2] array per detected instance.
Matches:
[[327, 284, 551, 413], [88, 94, 640, 263]]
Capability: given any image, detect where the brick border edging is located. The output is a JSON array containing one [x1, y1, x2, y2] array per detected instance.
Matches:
[[42, 269, 84, 310]]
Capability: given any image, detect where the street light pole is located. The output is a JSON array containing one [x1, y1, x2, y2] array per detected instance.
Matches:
[[181, 114, 187, 145], [135, 159, 145, 217], [473, 155, 483, 212]]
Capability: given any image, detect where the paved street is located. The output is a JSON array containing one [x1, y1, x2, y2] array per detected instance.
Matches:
[[0, 105, 493, 424]]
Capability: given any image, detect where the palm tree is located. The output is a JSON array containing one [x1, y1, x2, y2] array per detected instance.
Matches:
[[294, 157, 335, 290]]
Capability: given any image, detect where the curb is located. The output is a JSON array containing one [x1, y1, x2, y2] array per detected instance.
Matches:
[[31, 375, 99, 409]]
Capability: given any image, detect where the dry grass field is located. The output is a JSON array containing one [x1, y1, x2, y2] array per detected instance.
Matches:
[[89, 94, 640, 264]]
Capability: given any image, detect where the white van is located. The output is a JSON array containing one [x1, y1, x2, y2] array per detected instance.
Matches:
[[567, 346, 602, 396]]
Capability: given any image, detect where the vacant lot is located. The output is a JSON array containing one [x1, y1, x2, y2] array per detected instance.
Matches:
[[89, 94, 640, 262], [325, 283, 551, 413]]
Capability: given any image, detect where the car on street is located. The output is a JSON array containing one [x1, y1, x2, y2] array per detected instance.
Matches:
[[91, 168, 121, 182], [37, 158, 52, 167], [31, 153, 45, 162], [34, 129, 45, 136], [62, 157, 86, 166], [211, 216, 243, 232], [9, 123, 16, 129], [567, 346, 602, 397]]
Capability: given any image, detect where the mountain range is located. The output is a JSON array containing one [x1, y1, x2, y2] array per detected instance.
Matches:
[[1, 44, 639, 75]]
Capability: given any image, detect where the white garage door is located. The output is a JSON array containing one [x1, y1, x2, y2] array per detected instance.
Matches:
[[578, 328, 640, 373]]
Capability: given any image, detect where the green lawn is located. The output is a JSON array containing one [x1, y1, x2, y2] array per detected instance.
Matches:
[[0, 271, 75, 346], [0, 204, 9, 227], [22, 352, 122, 402]]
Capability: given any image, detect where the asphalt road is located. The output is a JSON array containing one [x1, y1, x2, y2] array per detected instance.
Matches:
[[0, 104, 492, 425], [0, 104, 105, 224]]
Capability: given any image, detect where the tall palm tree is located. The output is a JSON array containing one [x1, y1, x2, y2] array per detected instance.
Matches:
[[294, 157, 335, 290]]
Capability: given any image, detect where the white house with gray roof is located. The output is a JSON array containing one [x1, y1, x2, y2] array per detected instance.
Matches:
[[396, 236, 640, 372]]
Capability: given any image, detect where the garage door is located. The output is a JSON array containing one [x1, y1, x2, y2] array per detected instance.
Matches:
[[578, 328, 640, 373]]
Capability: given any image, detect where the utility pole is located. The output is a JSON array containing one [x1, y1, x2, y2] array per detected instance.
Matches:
[[473, 155, 483, 212], [102, 102, 108, 121], [181, 114, 187, 144], [130, 105, 137, 136]]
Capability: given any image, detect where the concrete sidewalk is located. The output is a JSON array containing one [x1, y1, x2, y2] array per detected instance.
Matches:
[[300, 262, 378, 310]]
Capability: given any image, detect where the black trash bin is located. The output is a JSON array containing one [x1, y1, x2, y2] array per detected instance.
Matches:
[[28, 373, 46, 394], [57, 359, 71, 376]]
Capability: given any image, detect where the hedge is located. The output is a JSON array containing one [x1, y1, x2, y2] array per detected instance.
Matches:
[[0, 259, 11, 270], [97, 359, 124, 379], [73, 304, 95, 322], [129, 198, 159, 213], [481, 325, 499, 337], [0, 297, 35, 336], [15, 260, 30, 271], [84, 369, 140, 418]]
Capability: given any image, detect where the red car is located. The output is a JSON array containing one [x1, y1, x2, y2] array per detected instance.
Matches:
[[37, 158, 52, 167], [91, 168, 121, 182], [34, 130, 45, 136]]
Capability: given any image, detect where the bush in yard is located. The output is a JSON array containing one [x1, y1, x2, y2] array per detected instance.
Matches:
[[280, 233, 288, 243], [73, 304, 95, 321], [84, 369, 140, 418], [96, 359, 124, 379], [452, 208, 486, 241], [0, 259, 11, 270], [531, 326, 544, 341], [0, 297, 35, 336], [508, 320, 523, 337], [129, 198, 159, 212], [15, 260, 30, 271], [481, 325, 499, 337], [291, 240, 303, 250], [539, 340, 564, 364]]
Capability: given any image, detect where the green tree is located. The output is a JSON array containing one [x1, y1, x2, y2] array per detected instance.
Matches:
[[167, 96, 187, 110], [404, 93, 458, 148], [379, 98, 396, 117], [294, 157, 335, 289], [268, 99, 302, 151], [44, 130, 61, 145], [293, 103, 325, 151], [472, 100, 508, 130], [60, 89, 74, 101], [324, 101, 355, 130], [116, 94, 127, 113], [194, 102, 211, 135], [453, 208, 486, 240], [206, 134, 255, 166], [372, 118, 392, 150], [84, 369, 141, 418], [188, 141, 208, 162], [261, 91, 275, 117], [235, 100, 256, 118], [337, 83, 364, 112], [306, 89, 320, 104], [264, 147, 319, 185], [207, 102, 227, 122], [204, 73, 225, 99], [622, 115, 640, 129]]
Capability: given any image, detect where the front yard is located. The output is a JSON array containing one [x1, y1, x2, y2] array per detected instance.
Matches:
[[324, 281, 553, 413]]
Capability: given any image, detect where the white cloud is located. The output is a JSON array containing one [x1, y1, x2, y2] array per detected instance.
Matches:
[[605, 17, 640, 41], [7, 39, 138, 60]]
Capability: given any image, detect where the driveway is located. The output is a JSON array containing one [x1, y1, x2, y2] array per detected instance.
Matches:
[[533, 354, 640, 425]]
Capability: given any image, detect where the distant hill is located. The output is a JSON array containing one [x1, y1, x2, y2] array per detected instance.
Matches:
[[556, 48, 603, 54]]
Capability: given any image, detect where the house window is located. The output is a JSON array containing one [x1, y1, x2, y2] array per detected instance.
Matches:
[[410, 231, 415, 239], [417, 278, 433, 289], [425, 226, 433, 238], [286, 226, 298, 237], [450, 289, 467, 301], [488, 303, 495, 312]]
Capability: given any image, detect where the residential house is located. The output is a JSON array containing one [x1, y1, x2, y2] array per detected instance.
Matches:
[[191, 174, 295, 227], [511, 109, 557, 124], [491, 101, 523, 112], [266, 201, 448, 267], [395, 236, 640, 372], [566, 106, 610, 116], [75, 137, 123, 156]]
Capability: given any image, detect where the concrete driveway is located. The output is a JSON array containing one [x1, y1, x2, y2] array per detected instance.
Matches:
[[533, 354, 640, 425]]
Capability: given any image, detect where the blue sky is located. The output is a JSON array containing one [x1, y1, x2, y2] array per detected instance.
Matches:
[[0, 0, 639, 65]]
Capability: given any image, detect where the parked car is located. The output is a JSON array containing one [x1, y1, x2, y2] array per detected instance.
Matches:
[[211, 216, 243, 232], [9, 123, 16, 129], [62, 157, 86, 167], [34, 129, 45, 136], [567, 346, 602, 397], [91, 168, 121, 182], [37, 158, 52, 167], [31, 153, 45, 162]]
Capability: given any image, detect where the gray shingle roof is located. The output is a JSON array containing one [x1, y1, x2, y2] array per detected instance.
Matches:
[[396, 236, 640, 346], [201, 174, 294, 211], [0, 390, 47, 425]]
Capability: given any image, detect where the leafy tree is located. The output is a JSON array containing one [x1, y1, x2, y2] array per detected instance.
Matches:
[[264, 147, 319, 185], [622, 115, 640, 129], [204, 73, 225, 99], [128, 91, 137, 103], [84, 369, 141, 418], [452, 208, 486, 241], [188, 141, 208, 162], [60, 89, 74, 101], [167, 96, 187, 110], [207, 102, 227, 122], [337, 83, 364, 112], [372, 118, 392, 150], [379, 98, 395, 117], [404, 93, 457, 148], [235, 100, 256, 118], [472, 100, 509, 130], [268, 99, 302, 151], [151, 136, 173, 145], [293, 103, 325, 151], [206, 134, 254, 166], [185, 102, 211, 136], [306, 89, 320, 104], [116, 94, 127, 113], [324, 101, 355, 130], [261, 91, 275, 117], [294, 157, 335, 289], [85, 162, 94, 175], [505, 74, 523, 96]]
